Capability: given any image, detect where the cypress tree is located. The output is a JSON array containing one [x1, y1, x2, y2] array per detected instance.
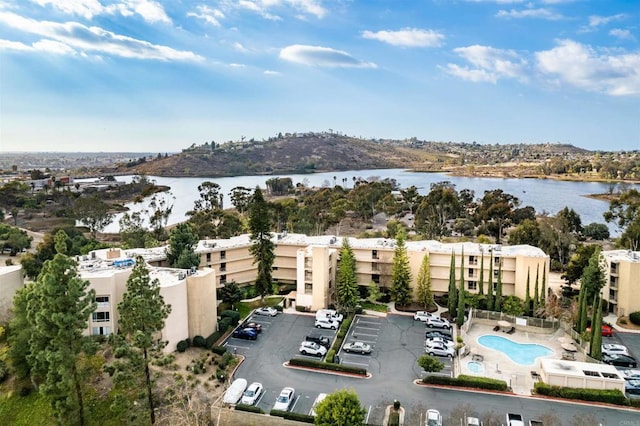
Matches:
[[576, 283, 588, 333], [456, 248, 466, 327], [540, 266, 547, 308], [478, 251, 485, 296], [525, 267, 531, 316], [336, 238, 359, 313], [248, 187, 275, 300], [390, 230, 412, 307], [533, 264, 540, 312], [590, 294, 603, 360], [416, 253, 434, 310], [486, 251, 494, 311], [495, 259, 503, 311], [448, 251, 458, 318]]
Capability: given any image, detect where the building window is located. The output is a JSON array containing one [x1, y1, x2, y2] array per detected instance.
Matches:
[[468, 268, 474, 278], [92, 326, 111, 336], [372, 250, 379, 259], [610, 276, 618, 286], [469, 256, 477, 265], [92, 311, 110, 323], [220, 275, 227, 285], [305, 283, 313, 293], [206, 253, 211, 262], [220, 262, 226, 272], [372, 262, 379, 271], [493, 270, 499, 279], [220, 251, 226, 260], [372, 274, 380, 284], [273, 266, 279, 271], [494, 257, 501, 266], [611, 262, 618, 274], [95, 296, 109, 308], [493, 282, 498, 291], [467, 281, 477, 291]]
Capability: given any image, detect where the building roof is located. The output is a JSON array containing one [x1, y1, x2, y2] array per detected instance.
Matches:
[[602, 249, 640, 263], [539, 358, 624, 381]]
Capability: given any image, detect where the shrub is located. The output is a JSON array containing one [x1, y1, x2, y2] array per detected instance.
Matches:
[[274, 304, 284, 312], [422, 374, 508, 391], [235, 404, 264, 414], [288, 357, 366, 375], [270, 409, 315, 423], [211, 345, 227, 355], [220, 310, 240, 325], [296, 305, 309, 312], [629, 311, 640, 326], [326, 349, 335, 363], [0, 360, 9, 383], [218, 317, 232, 333], [206, 331, 222, 348], [176, 339, 189, 353], [620, 318, 628, 325], [192, 335, 206, 348], [389, 411, 400, 426], [533, 382, 629, 405]]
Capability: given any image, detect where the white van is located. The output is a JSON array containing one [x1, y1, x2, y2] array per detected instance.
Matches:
[[315, 309, 343, 323], [223, 378, 248, 405]]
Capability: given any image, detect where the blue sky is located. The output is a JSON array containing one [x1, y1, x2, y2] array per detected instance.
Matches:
[[1, 0, 638, 153]]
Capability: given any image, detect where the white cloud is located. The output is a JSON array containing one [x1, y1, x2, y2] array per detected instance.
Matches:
[[118, 0, 171, 24], [464, 0, 525, 3], [32, 0, 104, 20], [31, 0, 171, 24], [234, 0, 325, 20], [279, 44, 376, 68], [361, 28, 444, 48], [233, 42, 248, 52], [588, 14, 626, 28], [187, 5, 225, 27], [229, 63, 246, 68], [536, 39, 640, 96], [263, 69, 280, 75], [610, 28, 635, 41], [445, 45, 527, 83], [0, 11, 203, 61], [0, 39, 34, 51], [496, 8, 563, 20]]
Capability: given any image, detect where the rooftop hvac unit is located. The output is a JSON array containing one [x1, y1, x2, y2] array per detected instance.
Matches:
[[330, 237, 337, 244], [190, 266, 197, 275], [178, 272, 186, 280], [91, 252, 96, 259]]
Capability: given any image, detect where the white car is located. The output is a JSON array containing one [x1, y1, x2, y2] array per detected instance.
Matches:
[[620, 369, 640, 380], [315, 318, 339, 330], [255, 306, 278, 316], [425, 337, 454, 348], [310, 392, 327, 416], [414, 311, 436, 322], [425, 409, 443, 426], [425, 342, 455, 358], [425, 317, 452, 330], [466, 417, 483, 426], [602, 343, 630, 356], [343, 341, 372, 354], [316, 309, 344, 323], [273, 387, 295, 411], [240, 382, 263, 406], [299, 341, 327, 357]]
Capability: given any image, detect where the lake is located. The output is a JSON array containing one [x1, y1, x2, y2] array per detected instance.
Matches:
[[101, 169, 637, 234]]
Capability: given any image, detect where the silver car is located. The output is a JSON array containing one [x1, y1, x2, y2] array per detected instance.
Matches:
[[425, 342, 454, 358]]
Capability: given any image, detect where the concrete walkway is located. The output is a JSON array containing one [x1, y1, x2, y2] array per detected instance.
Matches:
[[605, 313, 640, 334]]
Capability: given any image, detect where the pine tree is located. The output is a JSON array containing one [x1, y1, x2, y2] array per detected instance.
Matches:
[[525, 267, 531, 316], [336, 238, 359, 313], [486, 251, 494, 311], [248, 187, 275, 299], [494, 260, 503, 311], [26, 230, 96, 425], [478, 251, 485, 296], [114, 256, 171, 424], [390, 230, 412, 307], [456, 248, 466, 327], [416, 253, 434, 310], [447, 251, 458, 318], [166, 222, 200, 269], [590, 294, 603, 360]]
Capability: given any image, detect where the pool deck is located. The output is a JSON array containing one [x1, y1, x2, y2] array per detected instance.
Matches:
[[459, 323, 581, 395]]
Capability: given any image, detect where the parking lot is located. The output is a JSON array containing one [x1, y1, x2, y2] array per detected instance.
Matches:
[[224, 311, 453, 422]]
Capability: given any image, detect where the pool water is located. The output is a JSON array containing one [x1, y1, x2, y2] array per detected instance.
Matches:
[[467, 361, 484, 374], [478, 335, 553, 365]]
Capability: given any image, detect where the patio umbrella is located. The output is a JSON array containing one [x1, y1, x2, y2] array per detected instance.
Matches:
[[561, 342, 578, 352], [498, 320, 511, 328], [558, 336, 573, 344]]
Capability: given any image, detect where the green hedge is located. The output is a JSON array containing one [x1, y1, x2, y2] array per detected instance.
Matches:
[[289, 357, 366, 376], [218, 317, 233, 333], [328, 313, 354, 362], [206, 331, 222, 349], [193, 335, 206, 348], [388, 411, 400, 426], [176, 339, 189, 353], [423, 374, 508, 391], [211, 345, 227, 355], [221, 310, 240, 325], [269, 409, 315, 423], [629, 311, 640, 326], [533, 382, 629, 406], [235, 404, 264, 414]]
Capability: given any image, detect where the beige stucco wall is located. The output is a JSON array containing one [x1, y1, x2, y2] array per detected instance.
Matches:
[[82, 268, 131, 336], [186, 269, 217, 339], [158, 275, 189, 353], [614, 258, 640, 317], [0, 265, 24, 322]]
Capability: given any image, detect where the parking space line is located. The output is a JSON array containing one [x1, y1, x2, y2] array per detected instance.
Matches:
[[352, 332, 377, 337], [223, 342, 251, 350], [342, 360, 369, 367], [354, 325, 381, 331], [349, 338, 377, 344], [290, 395, 300, 412]]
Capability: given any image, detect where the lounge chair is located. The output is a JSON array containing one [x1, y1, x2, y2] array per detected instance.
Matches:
[[506, 326, 516, 334], [472, 354, 484, 362], [493, 325, 500, 332]]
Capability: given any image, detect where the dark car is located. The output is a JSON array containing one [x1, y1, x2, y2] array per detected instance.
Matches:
[[626, 380, 640, 397], [425, 330, 453, 341], [242, 322, 263, 333], [602, 353, 638, 368], [305, 333, 331, 348], [232, 328, 257, 340]]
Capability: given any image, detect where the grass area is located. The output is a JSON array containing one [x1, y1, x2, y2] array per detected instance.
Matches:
[[237, 296, 284, 320], [0, 391, 54, 426], [360, 301, 388, 313]]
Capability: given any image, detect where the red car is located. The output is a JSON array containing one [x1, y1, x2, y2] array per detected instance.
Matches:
[[587, 324, 614, 337]]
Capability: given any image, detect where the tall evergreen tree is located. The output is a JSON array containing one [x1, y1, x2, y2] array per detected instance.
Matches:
[[447, 251, 458, 318], [590, 294, 603, 360], [540, 266, 547, 308], [494, 260, 503, 311], [580, 247, 606, 305], [390, 230, 412, 307], [26, 230, 96, 425], [416, 253, 434, 310], [525, 267, 531, 316], [166, 222, 200, 269], [336, 238, 359, 313], [486, 252, 494, 311], [114, 256, 171, 424], [478, 251, 485, 295], [7, 284, 35, 380], [533, 265, 540, 312], [576, 283, 588, 334], [456, 248, 466, 327], [248, 187, 275, 299]]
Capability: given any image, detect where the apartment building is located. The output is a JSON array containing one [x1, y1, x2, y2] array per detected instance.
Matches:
[[78, 248, 217, 354], [601, 249, 640, 317], [0, 264, 24, 322]]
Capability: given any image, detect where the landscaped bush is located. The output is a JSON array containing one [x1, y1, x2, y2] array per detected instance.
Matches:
[[211, 345, 227, 355], [235, 404, 264, 414], [388, 412, 400, 426], [629, 311, 640, 326], [218, 317, 232, 333], [296, 305, 310, 312], [289, 357, 366, 375], [274, 304, 284, 312], [176, 339, 189, 353], [270, 409, 315, 423], [206, 331, 222, 348], [330, 314, 354, 361], [422, 374, 508, 391], [326, 349, 335, 363], [533, 382, 629, 405], [220, 310, 240, 325], [192, 335, 206, 348]]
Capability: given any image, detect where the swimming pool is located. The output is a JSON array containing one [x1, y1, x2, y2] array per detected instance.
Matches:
[[467, 361, 484, 374], [478, 335, 553, 365]]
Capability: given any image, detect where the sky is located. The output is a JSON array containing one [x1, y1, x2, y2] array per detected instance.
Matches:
[[0, 0, 639, 153]]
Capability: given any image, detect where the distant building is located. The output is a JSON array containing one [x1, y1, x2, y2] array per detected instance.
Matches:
[[0, 264, 24, 322], [538, 358, 624, 392], [601, 249, 640, 317]]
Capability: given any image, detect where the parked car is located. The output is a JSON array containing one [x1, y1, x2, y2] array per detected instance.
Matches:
[[414, 311, 436, 322], [587, 324, 614, 337], [255, 307, 278, 317], [240, 382, 263, 405], [305, 332, 331, 348], [425, 330, 453, 341], [425, 317, 452, 330], [315, 318, 339, 330], [620, 369, 640, 380], [241, 321, 262, 333], [222, 378, 247, 404], [343, 341, 372, 354], [232, 328, 257, 340], [602, 343, 629, 356], [626, 380, 640, 397], [316, 309, 344, 323], [425, 409, 443, 426], [273, 387, 296, 411], [310, 393, 327, 416], [425, 342, 454, 358], [466, 417, 483, 426], [425, 337, 454, 348], [299, 341, 327, 357], [602, 353, 638, 368]]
